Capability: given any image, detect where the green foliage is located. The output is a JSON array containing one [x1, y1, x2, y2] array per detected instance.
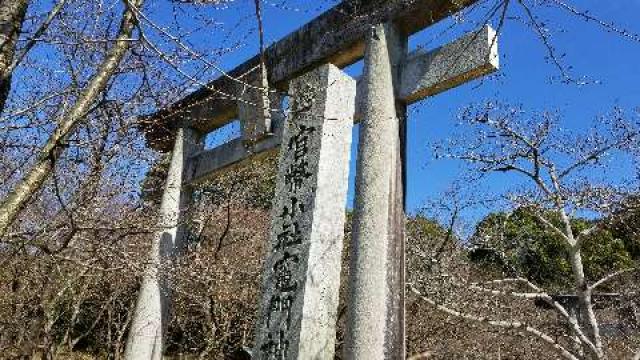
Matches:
[[580, 226, 634, 283], [469, 207, 635, 290], [407, 215, 450, 241], [608, 199, 640, 260]]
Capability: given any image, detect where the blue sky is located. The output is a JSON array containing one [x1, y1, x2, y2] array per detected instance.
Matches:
[[400, 1, 640, 214], [147, 0, 640, 218]]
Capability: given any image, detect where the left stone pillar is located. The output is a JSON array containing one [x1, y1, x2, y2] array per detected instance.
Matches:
[[253, 64, 356, 359], [125, 127, 202, 360]]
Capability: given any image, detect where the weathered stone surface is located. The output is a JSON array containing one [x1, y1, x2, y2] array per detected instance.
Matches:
[[345, 22, 405, 360], [125, 127, 202, 360], [353, 25, 499, 119], [253, 64, 355, 359], [386, 31, 409, 360], [129, 3, 504, 360], [186, 136, 281, 185], [236, 67, 286, 143], [182, 25, 500, 184], [186, 97, 286, 185], [143, 0, 479, 151], [399, 25, 499, 102], [188, 26, 499, 182]]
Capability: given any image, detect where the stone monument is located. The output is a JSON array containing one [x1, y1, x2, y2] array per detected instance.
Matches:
[[253, 64, 355, 359], [137, 1, 500, 358]]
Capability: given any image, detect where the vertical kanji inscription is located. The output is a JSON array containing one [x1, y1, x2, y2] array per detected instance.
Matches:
[[253, 64, 356, 359]]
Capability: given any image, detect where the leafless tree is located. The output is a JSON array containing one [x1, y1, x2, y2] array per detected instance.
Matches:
[[0, 0, 145, 237], [1, 0, 639, 359], [0, 0, 29, 112], [414, 103, 640, 359]]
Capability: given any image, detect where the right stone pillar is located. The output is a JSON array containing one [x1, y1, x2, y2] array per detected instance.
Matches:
[[346, 22, 407, 360]]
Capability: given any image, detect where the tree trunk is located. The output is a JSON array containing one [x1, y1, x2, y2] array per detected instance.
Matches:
[[0, 0, 29, 113], [0, 0, 143, 237], [558, 203, 604, 359], [569, 248, 605, 359]]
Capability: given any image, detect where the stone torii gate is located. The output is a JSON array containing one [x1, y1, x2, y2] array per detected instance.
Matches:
[[134, 1, 499, 359]]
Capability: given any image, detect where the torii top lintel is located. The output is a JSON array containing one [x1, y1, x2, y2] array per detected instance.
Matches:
[[143, 0, 478, 151]]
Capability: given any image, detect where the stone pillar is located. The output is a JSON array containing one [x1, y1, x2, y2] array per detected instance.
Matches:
[[125, 127, 202, 360], [237, 72, 285, 143], [388, 31, 408, 360], [253, 64, 356, 359], [345, 23, 407, 360]]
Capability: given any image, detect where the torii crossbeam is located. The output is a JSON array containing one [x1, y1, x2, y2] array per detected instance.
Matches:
[[143, 0, 485, 152]]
